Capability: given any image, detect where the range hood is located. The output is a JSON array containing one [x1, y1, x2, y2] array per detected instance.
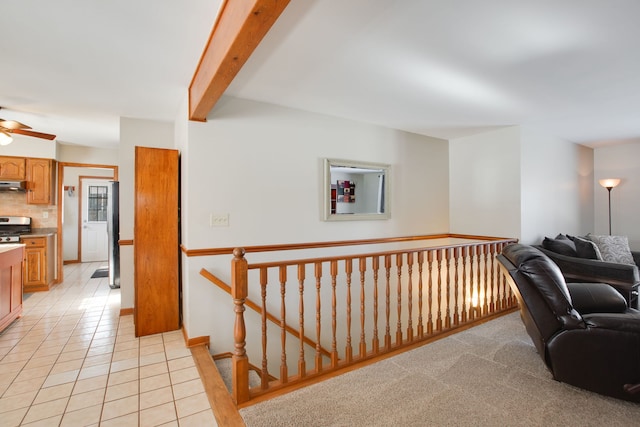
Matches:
[[0, 181, 27, 191]]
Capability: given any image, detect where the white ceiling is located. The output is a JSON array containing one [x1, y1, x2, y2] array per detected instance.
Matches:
[[2, 0, 640, 148]]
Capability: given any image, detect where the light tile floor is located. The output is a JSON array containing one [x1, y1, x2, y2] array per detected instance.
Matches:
[[0, 262, 218, 426]]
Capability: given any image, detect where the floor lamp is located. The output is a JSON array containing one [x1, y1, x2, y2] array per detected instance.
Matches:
[[599, 178, 621, 235]]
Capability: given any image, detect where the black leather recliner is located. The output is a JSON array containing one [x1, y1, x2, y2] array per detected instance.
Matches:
[[534, 244, 640, 308], [498, 243, 640, 402]]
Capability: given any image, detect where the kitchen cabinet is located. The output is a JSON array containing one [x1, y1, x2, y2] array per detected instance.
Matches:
[[0, 244, 24, 333], [0, 156, 26, 180], [26, 158, 56, 205], [134, 147, 179, 337], [21, 235, 55, 292]]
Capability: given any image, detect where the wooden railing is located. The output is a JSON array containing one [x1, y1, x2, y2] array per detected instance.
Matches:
[[226, 235, 518, 405]]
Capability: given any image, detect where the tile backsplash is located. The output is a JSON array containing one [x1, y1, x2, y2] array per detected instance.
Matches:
[[0, 191, 58, 228]]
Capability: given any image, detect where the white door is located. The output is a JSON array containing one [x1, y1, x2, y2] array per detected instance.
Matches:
[[81, 179, 109, 262]]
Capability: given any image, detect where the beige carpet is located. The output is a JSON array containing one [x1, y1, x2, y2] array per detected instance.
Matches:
[[238, 312, 640, 426]]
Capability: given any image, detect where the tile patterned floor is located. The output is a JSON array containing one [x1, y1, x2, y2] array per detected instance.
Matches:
[[0, 262, 218, 426]]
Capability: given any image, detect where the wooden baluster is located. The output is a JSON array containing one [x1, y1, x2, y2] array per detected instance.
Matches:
[[372, 256, 380, 353], [497, 243, 507, 310], [445, 248, 452, 329], [476, 245, 483, 318], [396, 253, 403, 345], [406, 252, 414, 342], [279, 265, 288, 383], [314, 262, 323, 373], [297, 264, 306, 378], [231, 248, 249, 404], [489, 244, 496, 313], [427, 250, 434, 335], [345, 259, 353, 363], [453, 247, 460, 326], [469, 246, 476, 321], [461, 246, 468, 323], [436, 249, 443, 331], [500, 243, 511, 309], [330, 260, 338, 367], [384, 254, 392, 350], [359, 257, 367, 357], [482, 244, 489, 315], [417, 251, 425, 338], [476, 245, 482, 316], [260, 267, 269, 389]]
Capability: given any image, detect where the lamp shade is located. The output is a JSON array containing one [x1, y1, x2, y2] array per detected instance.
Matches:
[[0, 130, 13, 146], [599, 178, 621, 189]]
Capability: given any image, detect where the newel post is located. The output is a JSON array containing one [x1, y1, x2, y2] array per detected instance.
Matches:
[[231, 247, 250, 404]]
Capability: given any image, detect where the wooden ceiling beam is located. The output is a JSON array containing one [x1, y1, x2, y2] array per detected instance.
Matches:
[[188, 0, 291, 122]]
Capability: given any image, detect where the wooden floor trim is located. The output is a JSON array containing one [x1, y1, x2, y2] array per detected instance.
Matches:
[[191, 345, 246, 426]]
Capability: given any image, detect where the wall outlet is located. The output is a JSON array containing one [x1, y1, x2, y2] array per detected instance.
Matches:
[[42, 211, 49, 219], [210, 213, 229, 227]]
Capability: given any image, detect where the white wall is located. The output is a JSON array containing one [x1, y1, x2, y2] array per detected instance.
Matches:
[[449, 126, 594, 246], [180, 97, 450, 349], [449, 127, 521, 239], [0, 135, 57, 159], [119, 117, 175, 310], [57, 144, 118, 165], [520, 128, 594, 245], [594, 141, 640, 249]]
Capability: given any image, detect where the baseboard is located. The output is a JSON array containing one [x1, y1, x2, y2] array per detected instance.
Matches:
[[182, 327, 210, 348], [120, 307, 134, 316]]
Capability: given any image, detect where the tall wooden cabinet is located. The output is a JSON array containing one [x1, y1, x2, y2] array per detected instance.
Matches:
[[134, 147, 180, 337]]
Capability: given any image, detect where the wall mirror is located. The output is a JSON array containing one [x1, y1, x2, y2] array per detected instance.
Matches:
[[323, 158, 390, 221]]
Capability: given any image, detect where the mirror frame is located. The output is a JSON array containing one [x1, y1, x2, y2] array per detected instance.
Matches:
[[323, 158, 390, 221]]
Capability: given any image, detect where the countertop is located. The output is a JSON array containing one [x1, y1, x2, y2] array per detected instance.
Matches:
[[0, 243, 25, 254], [21, 228, 57, 238]]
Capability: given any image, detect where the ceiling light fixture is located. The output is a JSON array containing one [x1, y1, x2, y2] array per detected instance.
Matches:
[[0, 130, 13, 146]]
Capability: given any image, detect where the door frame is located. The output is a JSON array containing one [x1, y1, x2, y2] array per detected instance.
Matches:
[[57, 162, 118, 283], [78, 176, 112, 263]]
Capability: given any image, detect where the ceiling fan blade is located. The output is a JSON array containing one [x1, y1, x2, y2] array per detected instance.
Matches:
[[0, 119, 32, 130], [11, 128, 56, 140]]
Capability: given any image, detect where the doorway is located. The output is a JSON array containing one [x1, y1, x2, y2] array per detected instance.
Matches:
[[80, 178, 110, 262], [57, 163, 118, 282]]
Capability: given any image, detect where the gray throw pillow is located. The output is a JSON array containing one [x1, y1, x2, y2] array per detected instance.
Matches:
[[573, 236, 603, 260], [542, 237, 578, 257], [586, 234, 635, 265]]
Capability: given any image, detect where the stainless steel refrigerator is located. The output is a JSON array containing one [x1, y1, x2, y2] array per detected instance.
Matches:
[[107, 181, 120, 289]]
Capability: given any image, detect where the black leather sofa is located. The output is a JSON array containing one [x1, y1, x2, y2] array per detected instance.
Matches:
[[534, 244, 640, 309], [498, 243, 640, 402]]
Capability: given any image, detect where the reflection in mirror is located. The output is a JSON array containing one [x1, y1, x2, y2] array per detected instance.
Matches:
[[324, 158, 390, 221]]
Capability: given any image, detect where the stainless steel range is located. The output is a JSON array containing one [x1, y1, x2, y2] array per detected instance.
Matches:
[[0, 216, 32, 243]]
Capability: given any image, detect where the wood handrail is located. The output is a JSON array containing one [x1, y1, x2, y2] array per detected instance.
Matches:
[[200, 268, 332, 358], [181, 233, 514, 257], [246, 238, 518, 270]]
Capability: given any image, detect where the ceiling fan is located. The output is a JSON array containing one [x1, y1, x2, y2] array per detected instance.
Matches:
[[0, 108, 56, 145]]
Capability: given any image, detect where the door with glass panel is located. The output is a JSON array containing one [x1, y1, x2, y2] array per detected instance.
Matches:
[[81, 179, 109, 262]]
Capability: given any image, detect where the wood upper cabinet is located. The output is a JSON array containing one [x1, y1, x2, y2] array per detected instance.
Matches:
[[0, 156, 26, 180], [26, 158, 56, 205]]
